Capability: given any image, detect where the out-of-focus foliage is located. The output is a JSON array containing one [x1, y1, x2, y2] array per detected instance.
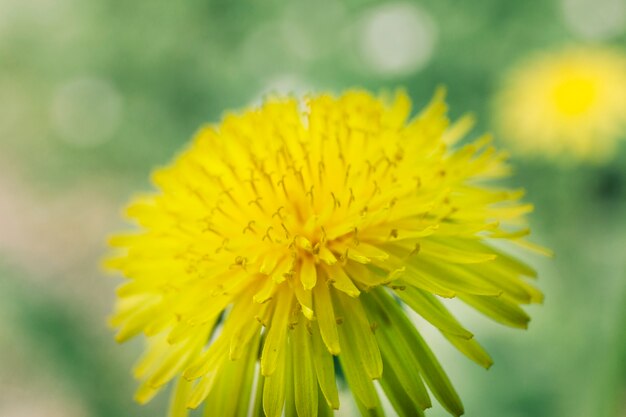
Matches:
[[0, 0, 625, 416]]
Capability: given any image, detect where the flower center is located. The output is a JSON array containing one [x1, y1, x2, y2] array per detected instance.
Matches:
[[551, 75, 597, 116]]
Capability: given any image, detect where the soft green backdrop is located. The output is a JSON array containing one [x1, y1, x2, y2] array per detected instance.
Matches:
[[1, 0, 625, 416]]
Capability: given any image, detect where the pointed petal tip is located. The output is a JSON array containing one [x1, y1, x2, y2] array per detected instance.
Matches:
[[302, 307, 314, 320], [260, 362, 275, 377], [114, 332, 130, 343], [327, 344, 340, 356]]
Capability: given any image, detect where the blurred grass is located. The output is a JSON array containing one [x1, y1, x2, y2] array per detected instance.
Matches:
[[0, 264, 159, 417]]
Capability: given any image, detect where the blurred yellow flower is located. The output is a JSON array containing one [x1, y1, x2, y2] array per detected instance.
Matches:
[[495, 47, 626, 162], [106, 89, 544, 417]]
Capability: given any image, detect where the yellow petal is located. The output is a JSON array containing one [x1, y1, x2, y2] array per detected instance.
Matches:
[[300, 257, 318, 290], [317, 246, 338, 265], [334, 291, 382, 380], [261, 291, 293, 376], [292, 279, 314, 320], [310, 321, 340, 409], [395, 284, 473, 339], [253, 277, 277, 304], [323, 264, 360, 297], [460, 294, 530, 328], [312, 280, 340, 355], [186, 371, 219, 409], [263, 341, 288, 417], [337, 331, 380, 410], [292, 320, 318, 417], [168, 377, 192, 417]]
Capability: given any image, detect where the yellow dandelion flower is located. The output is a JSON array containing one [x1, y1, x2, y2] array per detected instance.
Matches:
[[494, 46, 626, 162], [106, 89, 544, 417]]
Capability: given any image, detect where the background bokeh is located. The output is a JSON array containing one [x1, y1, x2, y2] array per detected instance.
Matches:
[[1, 0, 626, 416]]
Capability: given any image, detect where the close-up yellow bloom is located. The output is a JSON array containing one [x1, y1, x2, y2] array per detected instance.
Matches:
[[106, 89, 543, 417], [494, 47, 626, 163]]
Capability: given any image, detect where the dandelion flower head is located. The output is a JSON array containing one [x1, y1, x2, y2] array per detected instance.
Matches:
[[106, 89, 544, 417], [494, 46, 626, 163]]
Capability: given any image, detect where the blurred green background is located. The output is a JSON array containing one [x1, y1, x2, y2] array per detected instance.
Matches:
[[1, 0, 626, 416]]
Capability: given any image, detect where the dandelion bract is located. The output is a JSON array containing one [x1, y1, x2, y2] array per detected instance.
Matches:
[[106, 89, 544, 417]]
